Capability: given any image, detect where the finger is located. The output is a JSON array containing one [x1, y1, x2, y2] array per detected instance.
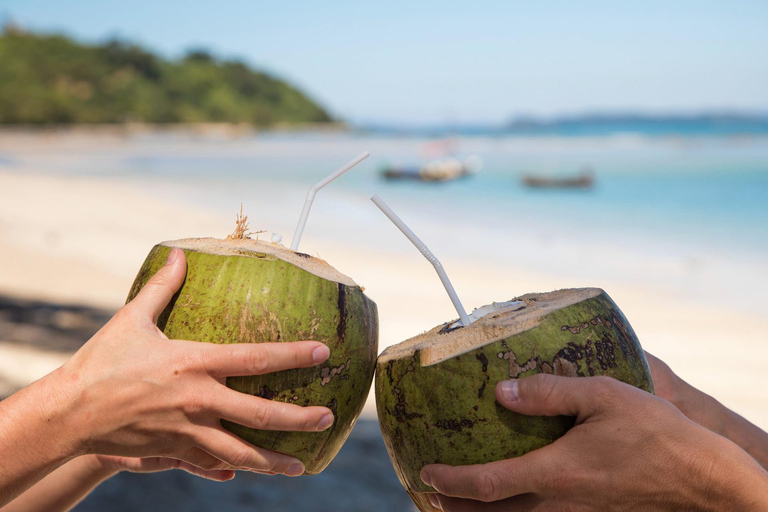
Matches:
[[174, 461, 236, 482], [193, 427, 305, 477], [495, 374, 619, 421], [128, 248, 187, 323], [137, 457, 236, 482], [194, 341, 330, 377], [179, 447, 276, 475], [179, 446, 238, 472], [214, 387, 334, 432], [422, 451, 552, 502], [431, 493, 543, 512]]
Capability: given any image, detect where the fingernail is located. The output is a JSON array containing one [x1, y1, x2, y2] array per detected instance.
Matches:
[[421, 469, 433, 487], [165, 248, 179, 266], [500, 380, 520, 402], [286, 462, 304, 477], [312, 345, 330, 364], [429, 494, 441, 510], [317, 413, 335, 431]]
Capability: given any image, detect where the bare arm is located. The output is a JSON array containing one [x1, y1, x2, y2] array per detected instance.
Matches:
[[646, 352, 768, 469], [1, 456, 117, 512], [0, 249, 334, 507], [1, 455, 233, 512], [0, 371, 84, 506]]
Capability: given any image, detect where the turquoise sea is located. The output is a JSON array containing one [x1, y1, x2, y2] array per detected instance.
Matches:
[[107, 130, 768, 258]]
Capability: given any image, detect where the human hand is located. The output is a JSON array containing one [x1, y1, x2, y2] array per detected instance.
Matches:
[[645, 351, 768, 470], [53, 248, 333, 477], [645, 351, 730, 438], [422, 374, 768, 511]]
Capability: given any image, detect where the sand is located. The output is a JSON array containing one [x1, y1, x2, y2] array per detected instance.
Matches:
[[1, 156, 768, 428]]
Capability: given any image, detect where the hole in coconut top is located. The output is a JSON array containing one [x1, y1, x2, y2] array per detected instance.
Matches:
[[161, 238, 357, 287], [378, 288, 604, 367]]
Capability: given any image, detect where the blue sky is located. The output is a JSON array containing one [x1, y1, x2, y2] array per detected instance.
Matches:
[[3, 0, 767, 124]]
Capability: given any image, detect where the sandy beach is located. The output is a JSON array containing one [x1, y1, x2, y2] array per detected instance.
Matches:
[[1, 129, 767, 510]]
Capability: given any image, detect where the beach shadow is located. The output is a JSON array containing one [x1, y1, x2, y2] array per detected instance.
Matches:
[[0, 294, 114, 353]]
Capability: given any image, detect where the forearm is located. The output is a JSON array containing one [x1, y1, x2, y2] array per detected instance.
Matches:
[[0, 368, 86, 507], [0, 456, 117, 512], [712, 439, 768, 511], [712, 397, 768, 470], [677, 381, 768, 470]]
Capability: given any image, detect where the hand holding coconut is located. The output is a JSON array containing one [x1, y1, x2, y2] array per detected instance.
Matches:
[[370, 199, 768, 511], [64, 248, 334, 472], [0, 249, 334, 507], [423, 374, 768, 512]]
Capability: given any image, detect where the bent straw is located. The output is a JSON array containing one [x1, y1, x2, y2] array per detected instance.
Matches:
[[371, 194, 471, 327], [290, 151, 370, 251]]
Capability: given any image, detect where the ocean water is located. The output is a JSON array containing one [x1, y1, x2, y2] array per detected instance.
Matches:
[[5, 128, 768, 314], [108, 131, 768, 256]]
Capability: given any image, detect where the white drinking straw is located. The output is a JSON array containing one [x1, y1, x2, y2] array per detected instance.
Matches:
[[371, 194, 471, 327], [290, 151, 370, 251]]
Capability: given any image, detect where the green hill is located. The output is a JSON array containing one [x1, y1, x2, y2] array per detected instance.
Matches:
[[0, 29, 332, 126]]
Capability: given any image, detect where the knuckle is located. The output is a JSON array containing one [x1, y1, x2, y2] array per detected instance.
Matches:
[[592, 375, 617, 389], [245, 347, 270, 374], [185, 448, 223, 471], [204, 459, 230, 471], [293, 408, 319, 432], [266, 458, 281, 473], [252, 403, 273, 427], [590, 376, 621, 405], [182, 391, 210, 417], [229, 448, 254, 469], [532, 374, 559, 406], [298, 410, 316, 431], [542, 464, 570, 493], [473, 470, 504, 502], [182, 350, 206, 374], [267, 456, 291, 475], [146, 270, 172, 289]]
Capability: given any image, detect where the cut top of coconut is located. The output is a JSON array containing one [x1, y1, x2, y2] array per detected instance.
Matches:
[[162, 238, 358, 287], [378, 288, 604, 367]]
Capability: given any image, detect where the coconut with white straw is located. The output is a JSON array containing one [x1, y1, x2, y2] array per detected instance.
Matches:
[[371, 196, 654, 512], [126, 153, 377, 475]]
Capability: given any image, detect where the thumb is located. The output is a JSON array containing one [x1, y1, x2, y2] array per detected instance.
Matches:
[[128, 248, 187, 323], [496, 374, 615, 421]]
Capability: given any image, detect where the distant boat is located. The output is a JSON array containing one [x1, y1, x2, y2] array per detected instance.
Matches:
[[521, 167, 595, 189], [381, 156, 482, 182]]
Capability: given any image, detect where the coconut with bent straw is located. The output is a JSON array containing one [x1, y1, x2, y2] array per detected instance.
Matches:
[[370, 197, 653, 512]]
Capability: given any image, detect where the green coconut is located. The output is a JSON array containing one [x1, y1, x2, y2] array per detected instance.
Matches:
[[375, 288, 653, 511], [126, 236, 378, 474]]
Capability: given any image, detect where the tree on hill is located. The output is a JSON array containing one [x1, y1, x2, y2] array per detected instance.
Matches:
[[0, 29, 332, 125]]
